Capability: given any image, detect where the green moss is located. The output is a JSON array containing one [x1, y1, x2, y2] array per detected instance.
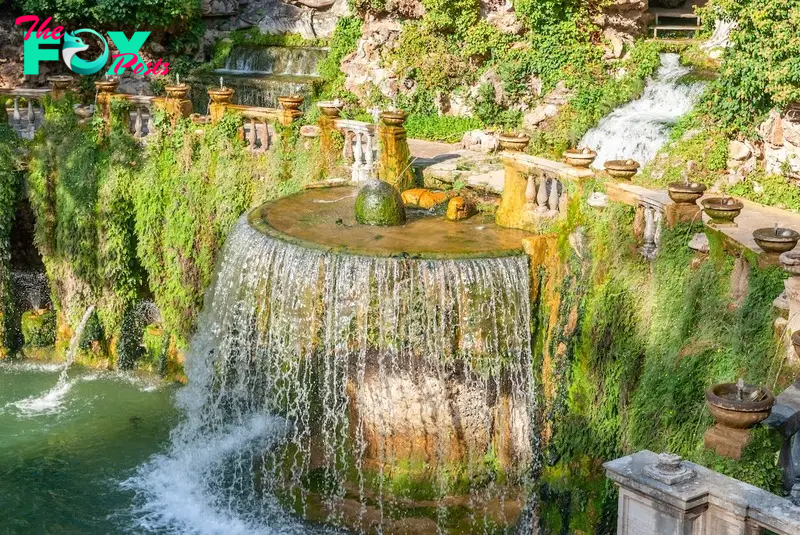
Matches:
[[21, 310, 56, 348], [354, 180, 407, 226]]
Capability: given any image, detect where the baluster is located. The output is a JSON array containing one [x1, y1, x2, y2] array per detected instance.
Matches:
[[146, 108, 154, 137], [536, 176, 548, 213], [133, 106, 143, 138], [343, 131, 353, 162], [524, 175, 536, 212], [558, 188, 568, 217], [642, 205, 657, 259], [262, 120, 271, 151], [548, 178, 560, 213], [353, 131, 364, 182], [364, 132, 375, 179], [27, 100, 34, 125], [13, 97, 20, 122]]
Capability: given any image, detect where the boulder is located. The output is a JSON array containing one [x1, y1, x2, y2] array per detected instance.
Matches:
[[355, 180, 407, 226], [446, 196, 477, 221], [460, 130, 499, 153], [728, 140, 751, 161]]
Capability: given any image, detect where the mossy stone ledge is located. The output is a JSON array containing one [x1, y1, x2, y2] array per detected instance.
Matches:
[[21, 309, 56, 348], [354, 180, 407, 226]]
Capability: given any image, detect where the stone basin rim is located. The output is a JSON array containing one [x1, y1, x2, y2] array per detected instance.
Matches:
[[705, 383, 775, 413], [701, 197, 744, 211], [752, 227, 800, 243], [247, 188, 531, 261]]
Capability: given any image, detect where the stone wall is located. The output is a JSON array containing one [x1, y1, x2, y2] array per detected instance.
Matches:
[[760, 106, 800, 180], [204, 0, 350, 39]]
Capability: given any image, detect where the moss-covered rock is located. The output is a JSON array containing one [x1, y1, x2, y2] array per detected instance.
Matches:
[[354, 180, 407, 226], [21, 309, 56, 347], [142, 324, 168, 376]]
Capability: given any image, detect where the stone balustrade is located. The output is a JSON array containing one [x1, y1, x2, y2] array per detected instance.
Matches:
[[497, 151, 593, 231], [605, 450, 800, 535], [0, 88, 50, 140], [332, 118, 377, 183], [119, 95, 158, 140]]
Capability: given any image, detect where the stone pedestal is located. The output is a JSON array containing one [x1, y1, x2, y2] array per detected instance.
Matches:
[[207, 87, 234, 123], [704, 424, 751, 460], [496, 162, 529, 231], [784, 277, 800, 365], [377, 122, 414, 192], [48, 76, 74, 100], [666, 203, 702, 227], [95, 80, 120, 124]]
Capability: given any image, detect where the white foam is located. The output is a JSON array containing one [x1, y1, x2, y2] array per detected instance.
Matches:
[[580, 53, 706, 169], [123, 413, 311, 535], [7, 371, 75, 417]]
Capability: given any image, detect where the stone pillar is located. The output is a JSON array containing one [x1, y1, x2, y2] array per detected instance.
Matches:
[[496, 158, 528, 230], [276, 95, 303, 127], [207, 87, 234, 123], [162, 84, 192, 125], [94, 79, 120, 123], [377, 111, 414, 192], [48, 76, 74, 100], [784, 277, 800, 365]]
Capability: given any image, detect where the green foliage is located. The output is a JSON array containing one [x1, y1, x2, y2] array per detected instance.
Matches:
[[636, 112, 729, 189], [21, 310, 56, 347], [403, 114, 483, 143], [317, 17, 363, 98], [15, 0, 198, 31], [701, 0, 800, 133], [728, 170, 800, 212], [0, 125, 23, 355]]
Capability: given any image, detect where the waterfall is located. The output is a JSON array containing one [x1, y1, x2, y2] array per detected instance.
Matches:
[[580, 53, 706, 168], [6, 305, 95, 417], [126, 219, 536, 533], [217, 46, 328, 76]]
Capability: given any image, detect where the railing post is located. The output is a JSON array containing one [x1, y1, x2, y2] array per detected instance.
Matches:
[[48, 76, 73, 100], [95, 79, 119, 124], [496, 154, 528, 230], [208, 87, 234, 123], [162, 83, 192, 126], [377, 111, 414, 192]]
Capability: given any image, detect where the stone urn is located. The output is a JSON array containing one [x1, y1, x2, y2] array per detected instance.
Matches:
[[208, 87, 235, 104], [278, 95, 304, 111], [604, 159, 640, 180], [563, 148, 597, 168], [164, 84, 190, 100], [706, 380, 775, 429], [354, 180, 407, 226], [498, 132, 530, 152], [701, 197, 743, 225], [753, 226, 800, 254], [668, 181, 707, 205], [380, 110, 408, 127], [318, 101, 342, 117], [94, 79, 119, 93], [792, 331, 800, 360], [780, 251, 800, 276]]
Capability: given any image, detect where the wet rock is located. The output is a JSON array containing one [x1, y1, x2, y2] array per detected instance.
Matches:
[[418, 190, 449, 209], [688, 233, 710, 253], [355, 180, 407, 226], [446, 196, 477, 221], [400, 188, 427, 205]]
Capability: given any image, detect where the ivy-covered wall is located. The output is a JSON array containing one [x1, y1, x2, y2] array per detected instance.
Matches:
[[16, 94, 323, 375], [529, 188, 794, 533]]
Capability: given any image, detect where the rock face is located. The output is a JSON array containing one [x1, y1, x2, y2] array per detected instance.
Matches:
[[594, 0, 648, 45], [341, 19, 403, 100], [523, 81, 573, 129], [460, 130, 499, 153], [205, 0, 350, 39], [354, 180, 407, 225], [760, 107, 800, 179]]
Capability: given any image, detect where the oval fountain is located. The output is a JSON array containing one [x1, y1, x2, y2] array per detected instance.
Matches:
[[134, 179, 539, 533]]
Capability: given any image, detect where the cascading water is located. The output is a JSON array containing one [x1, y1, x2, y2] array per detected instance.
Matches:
[[7, 305, 95, 416], [580, 53, 706, 168], [127, 214, 537, 534], [193, 46, 328, 113]]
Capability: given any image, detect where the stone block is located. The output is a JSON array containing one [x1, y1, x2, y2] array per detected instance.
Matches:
[[666, 203, 702, 227], [704, 424, 751, 460]]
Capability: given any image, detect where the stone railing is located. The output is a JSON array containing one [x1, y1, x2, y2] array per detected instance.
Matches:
[[605, 450, 800, 535], [119, 95, 159, 140], [496, 152, 593, 231], [332, 118, 377, 183], [0, 88, 50, 140], [226, 105, 292, 153]]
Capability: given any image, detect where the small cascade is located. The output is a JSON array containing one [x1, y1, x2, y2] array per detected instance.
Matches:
[[7, 305, 95, 417], [12, 269, 51, 310], [193, 46, 327, 113], [218, 46, 327, 76], [128, 219, 537, 533], [580, 53, 706, 168]]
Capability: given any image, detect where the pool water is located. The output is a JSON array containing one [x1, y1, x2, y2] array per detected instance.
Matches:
[[0, 360, 179, 534]]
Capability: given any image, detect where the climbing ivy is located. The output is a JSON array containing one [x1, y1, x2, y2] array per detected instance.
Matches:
[[0, 125, 23, 355]]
